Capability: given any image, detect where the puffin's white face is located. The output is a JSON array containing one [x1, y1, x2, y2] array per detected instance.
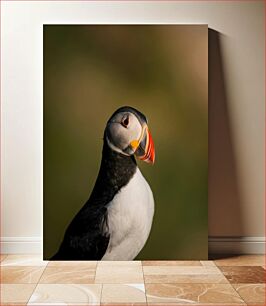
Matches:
[[105, 107, 155, 163], [106, 112, 142, 155]]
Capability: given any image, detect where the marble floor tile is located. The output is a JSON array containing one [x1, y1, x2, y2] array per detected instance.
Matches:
[[48, 260, 98, 267], [214, 255, 265, 266], [1, 254, 48, 267], [1, 284, 36, 303], [233, 284, 266, 303], [39, 266, 96, 283], [28, 284, 102, 305], [101, 302, 147, 306], [200, 260, 217, 266], [101, 304, 147, 306], [145, 283, 245, 304], [146, 304, 247, 306], [101, 284, 146, 303], [143, 265, 222, 275], [99, 261, 142, 266], [142, 261, 201, 266], [219, 266, 265, 284], [1, 266, 45, 284], [1, 304, 27, 306], [95, 262, 144, 283], [143, 265, 228, 284]]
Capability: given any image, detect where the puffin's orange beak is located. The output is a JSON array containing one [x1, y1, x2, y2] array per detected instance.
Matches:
[[139, 129, 155, 164], [133, 127, 155, 164]]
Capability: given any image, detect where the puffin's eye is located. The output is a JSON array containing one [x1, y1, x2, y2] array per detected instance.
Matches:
[[121, 115, 129, 128]]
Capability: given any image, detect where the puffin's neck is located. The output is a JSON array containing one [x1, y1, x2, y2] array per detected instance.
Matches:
[[88, 140, 137, 205]]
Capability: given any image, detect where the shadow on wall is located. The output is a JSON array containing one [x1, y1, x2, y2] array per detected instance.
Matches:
[[208, 29, 243, 245]]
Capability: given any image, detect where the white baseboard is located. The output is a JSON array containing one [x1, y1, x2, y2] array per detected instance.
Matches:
[[208, 236, 265, 255], [0, 236, 265, 255], [0, 237, 42, 254]]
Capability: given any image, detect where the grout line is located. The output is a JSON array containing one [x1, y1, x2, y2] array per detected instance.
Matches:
[[230, 282, 266, 306], [92, 260, 98, 283], [211, 264, 231, 284], [26, 263, 47, 304], [135, 282, 238, 284], [96, 260, 104, 304], [141, 260, 148, 305], [99, 283, 104, 304], [224, 282, 247, 305]]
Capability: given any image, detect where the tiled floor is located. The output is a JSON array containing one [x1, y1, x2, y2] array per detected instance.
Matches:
[[0, 254, 265, 305]]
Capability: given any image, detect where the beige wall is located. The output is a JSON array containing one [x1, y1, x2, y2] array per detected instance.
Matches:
[[1, 1, 264, 252]]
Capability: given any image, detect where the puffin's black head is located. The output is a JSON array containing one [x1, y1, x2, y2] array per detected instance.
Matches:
[[105, 106, 155, 164]]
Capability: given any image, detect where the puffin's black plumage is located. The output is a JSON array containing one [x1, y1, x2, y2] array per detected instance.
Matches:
[[51, 139, 137, 260], [51, 106, 154, 260], [110, 106, 147, 125]]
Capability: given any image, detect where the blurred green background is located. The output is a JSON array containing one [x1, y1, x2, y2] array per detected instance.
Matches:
[[44, 25, 208, 260]]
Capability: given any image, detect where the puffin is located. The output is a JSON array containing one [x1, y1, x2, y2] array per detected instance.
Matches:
[[51, 106, 155, 261]]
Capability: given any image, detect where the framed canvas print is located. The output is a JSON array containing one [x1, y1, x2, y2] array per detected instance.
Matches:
[[44, 25, 208, 260]]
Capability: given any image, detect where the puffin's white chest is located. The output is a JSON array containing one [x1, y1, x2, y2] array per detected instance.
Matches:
[[102, 168, 154, 260]]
